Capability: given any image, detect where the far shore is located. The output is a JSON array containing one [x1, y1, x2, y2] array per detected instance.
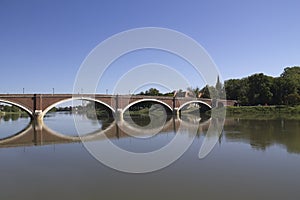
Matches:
[[226, 105, 300, 114], [0, 111, 28, 116], [1, 105, 300, 120], [209, 105, 300, 120]]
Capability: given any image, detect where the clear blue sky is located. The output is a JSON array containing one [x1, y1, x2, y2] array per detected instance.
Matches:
[[1, 0, 299, 94]]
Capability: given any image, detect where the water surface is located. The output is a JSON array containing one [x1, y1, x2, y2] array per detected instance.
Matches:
[[0, 112, 299, 199]]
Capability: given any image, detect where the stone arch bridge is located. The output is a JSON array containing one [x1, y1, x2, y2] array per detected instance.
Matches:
[[0, 94, 236, 121]]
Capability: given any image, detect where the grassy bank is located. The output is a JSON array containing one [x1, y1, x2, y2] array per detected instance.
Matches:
[[124, 106, 300, 119], [0, 111, 28, 116], [224, 105, 300, 119], [227, 105, 300, 114]]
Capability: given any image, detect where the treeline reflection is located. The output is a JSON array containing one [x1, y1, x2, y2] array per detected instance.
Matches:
[[1, 110, 300, 155], [224, 118, 300, 154], [0, 113, 29, 122]]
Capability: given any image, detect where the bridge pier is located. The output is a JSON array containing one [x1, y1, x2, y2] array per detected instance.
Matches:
[[173, 107, 179, 117], [32, 118, 44, 145], [34, 110, 43, 125], [115, 108, 123, 122]]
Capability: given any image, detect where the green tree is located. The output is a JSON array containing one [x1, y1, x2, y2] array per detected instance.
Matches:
[[224, 79, 241, 100], [3, 105, 11, 112], [11, 105, 20, 112], [247, 73, 273, 105], [139, 88, 162, 96], [270, 77, 285, 105], [280, 66, 300, 102], [223, 66, 300, 106], [225, 78, 249, 105], [285, 93, 300, 106]]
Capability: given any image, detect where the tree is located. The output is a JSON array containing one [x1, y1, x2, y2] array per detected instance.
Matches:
[[246, 73, 273, 105], [2, 105, 20, 112], [138, 88, 162, 96], [225, 78, 249, 105], [10, 105, 20, 112], [280, 66, 300, 96], [224, 79, 241, 100], [270, 77, 285, 105], [224, 67, 300, 106], [285, 93, 300, 106], [146, 88, 161, 96]]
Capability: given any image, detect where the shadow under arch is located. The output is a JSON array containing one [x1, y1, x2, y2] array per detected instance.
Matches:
[[122, 99, 173, 116], [41, 97, 116, 119], [0, 99, 33, 118]]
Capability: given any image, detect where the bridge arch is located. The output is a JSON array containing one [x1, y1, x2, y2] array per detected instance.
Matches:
[[0, 99, 33, 118], [41, 97, 116, 119], [122, 99, 173, 116], [177, 100, 211, 114]]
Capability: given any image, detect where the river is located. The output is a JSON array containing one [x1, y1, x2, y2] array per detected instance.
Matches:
[[0, 112, 300, 199]]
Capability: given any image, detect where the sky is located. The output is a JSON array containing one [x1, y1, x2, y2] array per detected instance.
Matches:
[[0, 0, 300, 94]]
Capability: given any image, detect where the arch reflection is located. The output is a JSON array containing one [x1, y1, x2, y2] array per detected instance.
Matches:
[[0, 114, 212, 149]]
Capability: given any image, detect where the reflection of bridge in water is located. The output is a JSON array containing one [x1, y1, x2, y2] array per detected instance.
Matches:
[[0, 117, 212, 149]]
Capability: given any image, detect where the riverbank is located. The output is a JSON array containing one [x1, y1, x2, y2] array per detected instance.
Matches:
[[124, 107, 169, 118], [224, 105, 300, 119], [125, 105, 300, 119], [0, 111, 29, 116]]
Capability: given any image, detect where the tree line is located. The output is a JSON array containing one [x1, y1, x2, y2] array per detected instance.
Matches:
[[0, 104, 22, 112], [137, 66, 300, 106], [225, 66, 300, 106], [136, 76, 225, 99]]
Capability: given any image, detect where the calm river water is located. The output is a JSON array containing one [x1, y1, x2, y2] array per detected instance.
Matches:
[[0, 112, 300, 200]]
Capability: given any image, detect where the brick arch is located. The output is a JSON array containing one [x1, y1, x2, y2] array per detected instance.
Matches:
[[0, 99, 33, 118], [121, 99, 173, 115], [41, 97, 116, 119]]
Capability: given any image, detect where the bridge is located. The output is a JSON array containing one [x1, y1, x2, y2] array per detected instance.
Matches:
[[0, 94, 236, 122]]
